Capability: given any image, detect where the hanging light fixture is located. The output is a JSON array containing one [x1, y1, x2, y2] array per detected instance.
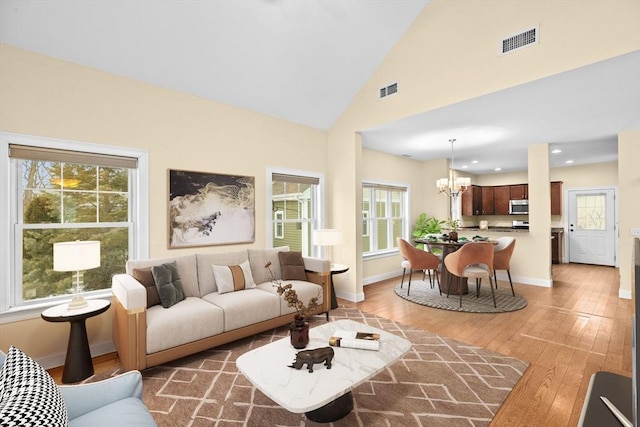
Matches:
[[436, 138, 470, 197]]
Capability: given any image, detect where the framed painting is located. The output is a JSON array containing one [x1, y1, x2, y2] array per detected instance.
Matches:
[[168, 169, 255, 248]]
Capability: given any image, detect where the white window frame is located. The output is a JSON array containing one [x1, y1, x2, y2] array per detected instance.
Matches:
[[362, 180, 409, 258], [0, 132, 149, 322], [267, 167, 324, 257], [274, 210, 285, 239]]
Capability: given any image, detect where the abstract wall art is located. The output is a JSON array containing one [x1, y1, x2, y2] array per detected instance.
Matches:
[[168, 169, 255, 248]]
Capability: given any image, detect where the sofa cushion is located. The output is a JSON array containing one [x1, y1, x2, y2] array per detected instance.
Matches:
[[256, 281, 324, 316], [146, 297, 224, 354], [196, 251, 249, 296], [248, 246, 289, 284], [202, 289, 281, 331], [131, 267, 161, 308], [151, 262, 186, 309], [68, 397, 156, 427], [212, 260, 256, 294], [278, 251, 307, 281], [0, 346, 68, 427], [126, 255, 199, 298]]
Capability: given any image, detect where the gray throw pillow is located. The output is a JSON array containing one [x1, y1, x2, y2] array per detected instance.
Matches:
[[278, 251, 307, 281], [151, 261, 186, 308]]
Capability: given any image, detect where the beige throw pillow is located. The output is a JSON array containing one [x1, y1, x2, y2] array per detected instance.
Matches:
[[212, 260, 256, 294]]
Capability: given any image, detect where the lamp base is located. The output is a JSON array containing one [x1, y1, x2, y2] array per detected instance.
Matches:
[[68, 295, 88, 310]]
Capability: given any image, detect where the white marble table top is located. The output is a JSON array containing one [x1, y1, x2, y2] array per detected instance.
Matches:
[[235, 319, 412, 413]]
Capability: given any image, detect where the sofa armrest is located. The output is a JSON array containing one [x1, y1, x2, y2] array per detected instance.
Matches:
[[59, 371, 143, 420], [112, 274, 148, 372], [112, 273, 147, 311], [302, 256, 330, 274]]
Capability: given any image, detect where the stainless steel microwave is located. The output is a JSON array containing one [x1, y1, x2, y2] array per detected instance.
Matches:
[[509, 199, 529, 215]]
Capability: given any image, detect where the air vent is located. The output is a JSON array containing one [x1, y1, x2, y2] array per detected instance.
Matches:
[[379, 82, 398, 99], [500, 26, 538, 55]]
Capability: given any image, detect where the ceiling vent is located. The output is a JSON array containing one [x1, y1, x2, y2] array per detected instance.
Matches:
[[379, 82, 398, 99], [500, 26, 539, 55]]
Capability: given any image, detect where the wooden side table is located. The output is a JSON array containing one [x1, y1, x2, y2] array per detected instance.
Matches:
[[41, 299, 111, 383]]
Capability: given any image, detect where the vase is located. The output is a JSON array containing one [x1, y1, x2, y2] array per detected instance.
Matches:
[[449, 231, 458, 242], [290, 316, 310, 349]]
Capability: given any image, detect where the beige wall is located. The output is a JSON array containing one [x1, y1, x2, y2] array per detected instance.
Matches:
[[0, 44, 328, 364], [618, 131, 640, 295], [329, 0, 640, 300]]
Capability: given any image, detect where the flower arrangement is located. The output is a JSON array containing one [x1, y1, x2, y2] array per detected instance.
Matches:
[[264, 262, 319, 318]]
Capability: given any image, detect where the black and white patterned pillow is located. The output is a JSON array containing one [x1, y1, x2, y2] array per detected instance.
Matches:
[[0, 346, 68, 426]]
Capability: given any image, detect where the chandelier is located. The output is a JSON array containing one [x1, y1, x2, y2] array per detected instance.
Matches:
[[436, 138, 470, 197]]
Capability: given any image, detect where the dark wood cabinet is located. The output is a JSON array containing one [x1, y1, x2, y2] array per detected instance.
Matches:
[[493, 186, 510, 215], [550, 181, 563, 215], [481, 186, 494, 215], [461, 185, 482, 216], [510, 184, 528, 200]]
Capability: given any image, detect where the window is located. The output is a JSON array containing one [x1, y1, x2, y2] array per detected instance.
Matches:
[[362, 182, 408, 255], [1, 132, 149, 315], [274, 211, 284, 239], [269, 170, 323, 257]]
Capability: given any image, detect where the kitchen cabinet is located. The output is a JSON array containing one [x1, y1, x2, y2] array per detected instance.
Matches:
[[481, 186, 494, 215], [493, 186, 510, 215], [551, 181, 563, 215], [551, 230, 563, 263], [462, 185, 482, 216], [510, 184, 528, 200]]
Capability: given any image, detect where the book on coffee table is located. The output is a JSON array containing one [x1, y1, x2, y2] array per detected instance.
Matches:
[[329, 330, 380, 351]]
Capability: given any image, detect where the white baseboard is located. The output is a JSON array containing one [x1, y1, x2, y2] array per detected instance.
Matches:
[[37, 340, 116, 370], [619, 289, 632, 300]]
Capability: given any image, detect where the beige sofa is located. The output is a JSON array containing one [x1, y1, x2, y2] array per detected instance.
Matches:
[[111, 247, 330, 372]]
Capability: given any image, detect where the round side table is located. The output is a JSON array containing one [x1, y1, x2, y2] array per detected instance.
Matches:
[[41, 299, 110, 383]]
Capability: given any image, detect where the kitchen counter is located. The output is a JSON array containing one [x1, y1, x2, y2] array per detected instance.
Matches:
[[459, 226, 529, 233]]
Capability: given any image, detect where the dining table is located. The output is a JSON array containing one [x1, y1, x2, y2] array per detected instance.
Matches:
[[414, 237, 497, 295]]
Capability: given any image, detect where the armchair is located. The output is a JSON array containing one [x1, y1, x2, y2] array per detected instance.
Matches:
[[0, 348, 157, 427]]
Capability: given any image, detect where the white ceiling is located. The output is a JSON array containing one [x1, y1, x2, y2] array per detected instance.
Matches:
[[1, 0, 639, 174]]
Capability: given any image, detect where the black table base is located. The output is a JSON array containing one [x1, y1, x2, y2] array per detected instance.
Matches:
[[62, 319, 94, 383], [305, 391, 354, 423]]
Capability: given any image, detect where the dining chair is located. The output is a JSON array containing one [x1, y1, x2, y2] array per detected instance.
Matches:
[[493, 236, 516, 296], [444, 242, 496, 308], [397, 238, 441, 295]]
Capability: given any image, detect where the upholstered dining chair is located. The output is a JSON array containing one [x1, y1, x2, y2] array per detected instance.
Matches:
[[444, 242, 496, 308], [493, 236, 516, 296], [397, 238, 441, 295]]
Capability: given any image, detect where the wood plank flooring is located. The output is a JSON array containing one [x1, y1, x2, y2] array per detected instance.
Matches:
[[339, 263, 631, 427], [49, 263, 631, 427]]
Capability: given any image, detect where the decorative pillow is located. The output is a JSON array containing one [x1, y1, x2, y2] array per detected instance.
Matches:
[[212, 260, 256, 294], [151, 261, 186, 308], [0, 346, 68, 426], [278, 251, 307, 281], [131, 267, 161, 308]]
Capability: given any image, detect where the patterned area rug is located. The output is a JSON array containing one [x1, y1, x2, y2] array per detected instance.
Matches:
[[89, 308, 528, 426], [395, 280, 528, 313]]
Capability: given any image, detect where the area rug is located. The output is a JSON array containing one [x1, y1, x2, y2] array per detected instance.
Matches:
[[395, 280, 528, 313], [88, 307, 528, 426]]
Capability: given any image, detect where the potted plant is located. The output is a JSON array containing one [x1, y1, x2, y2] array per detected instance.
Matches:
[[445, 218, 460, 242], [412, 213, 445, 249]]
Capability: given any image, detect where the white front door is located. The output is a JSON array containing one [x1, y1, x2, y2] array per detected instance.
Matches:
[[567, 188, 616, 266]]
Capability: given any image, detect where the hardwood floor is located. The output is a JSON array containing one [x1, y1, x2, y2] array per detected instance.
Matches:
[[340, 263, 632, 427], [50, 263, 631, 426]]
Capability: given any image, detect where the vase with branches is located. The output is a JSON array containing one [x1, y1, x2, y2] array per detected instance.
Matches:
[[265, 261, 319, 348]]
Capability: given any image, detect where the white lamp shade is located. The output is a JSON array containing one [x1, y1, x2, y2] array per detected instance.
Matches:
[[313, 229, 343, 247], [54, 241, 101, 272]]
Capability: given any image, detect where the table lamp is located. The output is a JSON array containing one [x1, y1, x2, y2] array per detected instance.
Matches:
[[313, 229, 343, 267], [53, 240, 101, 310]]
